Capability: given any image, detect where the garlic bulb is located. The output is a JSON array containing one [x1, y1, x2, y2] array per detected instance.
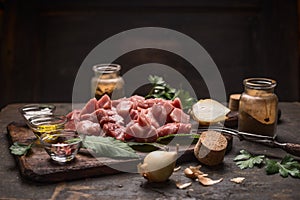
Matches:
[[137, 150, 177, 182]]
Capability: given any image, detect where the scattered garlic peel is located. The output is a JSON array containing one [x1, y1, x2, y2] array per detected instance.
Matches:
[[198, 176, 223, 186], [189, 165, 201, 171], [176, 182, 192, 189], [188, 165, 205, 176], [184, 166, 223, 186], [184, 168, 197, 179], [230, 177, 245, 184], [174, 166, 181, 172]]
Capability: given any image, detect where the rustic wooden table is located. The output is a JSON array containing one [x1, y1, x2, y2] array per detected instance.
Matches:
[[0, 102, 300, 200]]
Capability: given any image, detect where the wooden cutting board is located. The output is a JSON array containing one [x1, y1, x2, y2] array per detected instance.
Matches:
[[7, 122, 198, 183]]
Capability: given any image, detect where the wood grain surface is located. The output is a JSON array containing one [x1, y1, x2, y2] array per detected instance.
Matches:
[[7, 121, 204, 183], [1, 103, 300, 200]]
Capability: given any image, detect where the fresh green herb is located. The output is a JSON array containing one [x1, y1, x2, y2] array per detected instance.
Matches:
[[82, 136, 139, 159], [9, 142, 33, 156], [175, 89, 197, 111], [234, 150, 265, 169], [145, 75, 196, 110], [265, 156, 300, 178], [234, 150, 300, 178], [146, 75, 176, 100]]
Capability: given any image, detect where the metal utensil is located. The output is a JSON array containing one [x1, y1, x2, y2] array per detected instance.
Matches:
[[198, 127, 300, 157]]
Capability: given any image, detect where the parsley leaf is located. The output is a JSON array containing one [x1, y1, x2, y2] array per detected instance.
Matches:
[[9, 142, 33, 156], [175, 89, 197, 111], [234, 150, 300, 178], [234, 150, 265, 169], [265, 159, 279, 174], [145, 75, 196, 110], [265, 156, 300, 178]]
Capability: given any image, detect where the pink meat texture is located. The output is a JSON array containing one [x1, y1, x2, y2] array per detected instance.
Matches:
[[66, 95, 191, 142]]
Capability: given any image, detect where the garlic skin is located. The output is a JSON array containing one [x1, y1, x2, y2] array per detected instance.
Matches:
[[138, 151, 177, 182]]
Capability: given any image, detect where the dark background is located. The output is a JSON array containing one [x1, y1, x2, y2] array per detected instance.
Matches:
[[0, 0, 299, 109]]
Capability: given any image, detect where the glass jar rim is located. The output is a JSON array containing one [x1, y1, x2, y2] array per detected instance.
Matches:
[[243, 78, 276, 90], [28, 114, 67, 128], [19, 104, 56, 115], [92, 63, 121, 74], [40, 131, 81, 147]]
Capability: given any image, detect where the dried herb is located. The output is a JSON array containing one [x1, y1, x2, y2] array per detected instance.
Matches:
[[265, 156, 300, 178], [82, 136, 139, 159], [9, 142, 33, 156], [234, 150, 265, 169], [145, 75, 196, 110]]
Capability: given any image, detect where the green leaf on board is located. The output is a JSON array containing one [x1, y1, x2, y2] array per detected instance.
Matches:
[[156, 133, 200, 145], [65, 137, 82, 144], [82, 136, 139, 159], [127, 142, 167, 152], [9, 142, 33, 156]]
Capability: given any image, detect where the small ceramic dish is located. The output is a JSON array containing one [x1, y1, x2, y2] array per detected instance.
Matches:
[[40, 131, 82, 163]]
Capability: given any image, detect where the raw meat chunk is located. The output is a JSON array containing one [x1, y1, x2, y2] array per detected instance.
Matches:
[[76, 120, 102, 136], [71, 94, 191, 142], [96, 94, 112, 109], [80, 98, 98, 115], [169, 108, 190, 123]]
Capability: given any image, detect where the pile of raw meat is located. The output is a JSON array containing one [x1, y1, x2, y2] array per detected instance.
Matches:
[[66, 95, 192, 142]]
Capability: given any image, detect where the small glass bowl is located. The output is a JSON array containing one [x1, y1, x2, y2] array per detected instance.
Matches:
[[19, 104, 56, 120], [27, 114, 67, 138], [40, 131, 82, 163]]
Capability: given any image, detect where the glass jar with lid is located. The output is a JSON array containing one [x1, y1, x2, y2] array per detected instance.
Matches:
[[238, 78, 278, 138], [91, 63, 125, 100]]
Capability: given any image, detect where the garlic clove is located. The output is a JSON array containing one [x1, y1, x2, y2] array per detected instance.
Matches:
[[137, 150, 177, 182], [143, 151, 177, 171]]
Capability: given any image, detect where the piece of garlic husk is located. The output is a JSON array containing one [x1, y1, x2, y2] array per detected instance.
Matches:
[[137, 150, 177, 182]]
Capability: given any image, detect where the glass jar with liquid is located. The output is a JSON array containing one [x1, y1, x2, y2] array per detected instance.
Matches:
[[238, 78, 278, 138], [91, 64, 125, 100], [27, 114, 67, 138]]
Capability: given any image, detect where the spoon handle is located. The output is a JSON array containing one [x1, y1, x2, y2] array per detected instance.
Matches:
[[278, 142, 300, 157]]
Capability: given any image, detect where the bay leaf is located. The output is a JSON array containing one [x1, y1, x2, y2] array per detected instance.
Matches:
[[156, 133, 200, 145], [127, 142, 168, 152], [82, 136, 139, 159]]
